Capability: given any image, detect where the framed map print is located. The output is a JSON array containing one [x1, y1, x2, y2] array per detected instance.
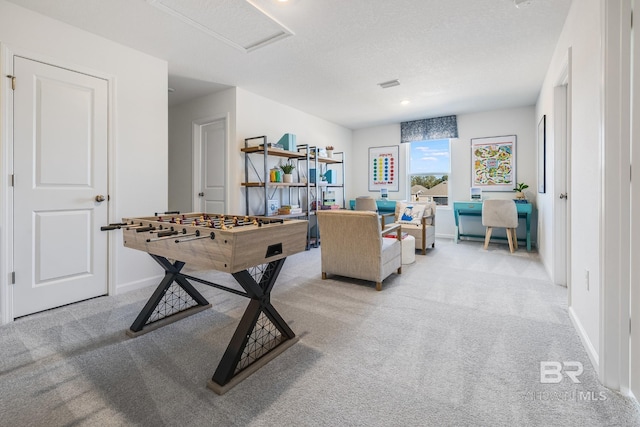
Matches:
[[471, 135, 516, 192], [368, 145, 399, 191]]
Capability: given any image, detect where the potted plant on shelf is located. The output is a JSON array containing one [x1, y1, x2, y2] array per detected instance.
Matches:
[[280, 161, 296, 183], [325, 145, 334, 158], [513, 182, 529, 200]]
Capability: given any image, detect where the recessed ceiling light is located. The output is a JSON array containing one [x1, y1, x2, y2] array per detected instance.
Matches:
[[400, 100, 410, 106], [378, 79, 400, 89], [514, 0, 533, 8]]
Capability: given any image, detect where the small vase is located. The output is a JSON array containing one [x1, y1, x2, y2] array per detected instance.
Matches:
[[283, 174, 293, 183], [515, 192, 525, 200], [326, 150, 333, 158]]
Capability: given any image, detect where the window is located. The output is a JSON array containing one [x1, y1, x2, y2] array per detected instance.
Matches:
[[409, 139, 450, 206]]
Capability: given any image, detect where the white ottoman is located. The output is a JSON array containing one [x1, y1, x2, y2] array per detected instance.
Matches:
[[401, 235, 416, 264]]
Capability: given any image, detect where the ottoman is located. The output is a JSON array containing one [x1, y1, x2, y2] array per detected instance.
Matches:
[[402, 235, 416, 264]]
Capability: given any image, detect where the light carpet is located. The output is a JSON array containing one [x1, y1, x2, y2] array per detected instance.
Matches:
[[1, 239, 639, 426]]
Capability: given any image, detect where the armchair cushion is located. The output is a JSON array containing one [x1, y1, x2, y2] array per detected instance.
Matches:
[[393, 201, 437, 254], [396, 202, 426, 225]]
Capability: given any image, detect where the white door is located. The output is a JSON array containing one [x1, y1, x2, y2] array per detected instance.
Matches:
[[13, 57, 109, 318], [196, 120, 226, 213], [630, 2, 640, 400], [553, 84, 569, 287]]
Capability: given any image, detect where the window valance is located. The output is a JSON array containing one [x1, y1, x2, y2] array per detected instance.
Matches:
[[400, 115, 458, 143]]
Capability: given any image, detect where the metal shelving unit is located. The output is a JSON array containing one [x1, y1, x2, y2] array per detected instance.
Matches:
[[241, 136, 345, 248]]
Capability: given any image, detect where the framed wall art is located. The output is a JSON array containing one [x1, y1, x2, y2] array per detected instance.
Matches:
[[368, 145, 399, 191], [470, 135, 516, 192], [538, 115, 546, 193]]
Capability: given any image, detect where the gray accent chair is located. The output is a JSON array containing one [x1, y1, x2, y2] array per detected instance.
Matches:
[[482, 199, 518, 252], [354, 196, 378, 212], [317, 210, 402, 291]]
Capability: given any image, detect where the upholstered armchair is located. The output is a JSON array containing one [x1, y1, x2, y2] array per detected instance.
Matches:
[[316, 210, 402, 291], [392, 201, 437, 255]]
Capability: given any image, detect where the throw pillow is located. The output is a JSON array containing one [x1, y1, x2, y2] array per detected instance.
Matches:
[[396, 202, 426, 225]]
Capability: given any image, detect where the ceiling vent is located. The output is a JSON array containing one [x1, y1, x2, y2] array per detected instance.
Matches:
[[378, 79, 400, 89], [148, 0, 294, 53]]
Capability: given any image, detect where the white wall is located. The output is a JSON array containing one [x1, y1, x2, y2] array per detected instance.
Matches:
[[350, 123, 404, 200], [352, 106, 537, 240], [0, 0, 168, 300], [168, 88, 236, 213], [235, 88, 352, 215], [536, 0, 601, 367]]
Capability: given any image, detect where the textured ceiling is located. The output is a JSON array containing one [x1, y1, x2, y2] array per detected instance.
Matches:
[[6, 0, 573, 129]]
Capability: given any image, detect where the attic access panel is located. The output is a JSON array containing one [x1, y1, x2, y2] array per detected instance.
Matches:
[[148, 0, 293, 52]]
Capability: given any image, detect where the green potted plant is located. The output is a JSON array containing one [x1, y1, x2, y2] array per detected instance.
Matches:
[[280, 161, 296, 183], [513, 182, 529, 200]]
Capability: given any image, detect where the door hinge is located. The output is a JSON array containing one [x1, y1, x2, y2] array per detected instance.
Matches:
[[10, 174, 14, 187], [6, 75, 15, 90], [11, 271, 15, 284]]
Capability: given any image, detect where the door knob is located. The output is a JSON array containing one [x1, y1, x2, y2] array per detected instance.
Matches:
[[198, 192, 204, 197], [95, 195, 106, 202], [559, 193, 568, 200]]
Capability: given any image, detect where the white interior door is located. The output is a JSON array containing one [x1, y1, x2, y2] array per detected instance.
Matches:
[[553, 84, 569, 287], [630, 1, 640, 400], [13, 56, 108, 318], [196, 119, 226, 213]]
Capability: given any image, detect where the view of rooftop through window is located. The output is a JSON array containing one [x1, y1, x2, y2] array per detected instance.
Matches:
[[409, 139, 450, 206]]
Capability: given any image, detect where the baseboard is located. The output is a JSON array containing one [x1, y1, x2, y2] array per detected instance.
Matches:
[[568, 306, 599, 372], [435, 233, 455, 240], [116, 275, 163, 295]]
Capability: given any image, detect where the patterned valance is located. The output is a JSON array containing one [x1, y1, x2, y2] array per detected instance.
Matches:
[[400, 115, 458, 143]]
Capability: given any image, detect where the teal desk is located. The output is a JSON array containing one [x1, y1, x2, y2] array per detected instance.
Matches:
[[453, 200, 533, 251]]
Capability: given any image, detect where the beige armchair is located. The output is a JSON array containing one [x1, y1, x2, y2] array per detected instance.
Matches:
[[316, 210, 402, 291], [392, 201, 437, 255]]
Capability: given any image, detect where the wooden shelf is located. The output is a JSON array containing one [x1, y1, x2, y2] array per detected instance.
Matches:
[[241, 146, 305, 159], [242, 182, 308, 187], [240, 146, 343, 164]]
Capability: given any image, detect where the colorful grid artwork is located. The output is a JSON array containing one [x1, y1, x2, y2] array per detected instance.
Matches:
[[368, 146, 399, 191], [372, 155, 394, 183]]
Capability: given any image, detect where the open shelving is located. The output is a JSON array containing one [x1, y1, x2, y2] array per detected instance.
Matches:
[[241, 135, 345, 248]]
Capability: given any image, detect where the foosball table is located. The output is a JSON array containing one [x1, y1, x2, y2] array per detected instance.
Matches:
[[102, 212, 308, 394]]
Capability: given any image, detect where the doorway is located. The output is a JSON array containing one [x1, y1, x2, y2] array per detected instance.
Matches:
[[552, 52, 571, 291], [630, 0, 640, 400], [11, 56, 109, 318], [192, 117, 227, 213], [553, 87, 570, 288]]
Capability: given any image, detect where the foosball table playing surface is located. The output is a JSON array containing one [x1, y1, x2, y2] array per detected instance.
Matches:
[[103, 212, 308, 394]]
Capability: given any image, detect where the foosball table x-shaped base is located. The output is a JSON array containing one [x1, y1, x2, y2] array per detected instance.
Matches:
[[127, 254, 298, 395]]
